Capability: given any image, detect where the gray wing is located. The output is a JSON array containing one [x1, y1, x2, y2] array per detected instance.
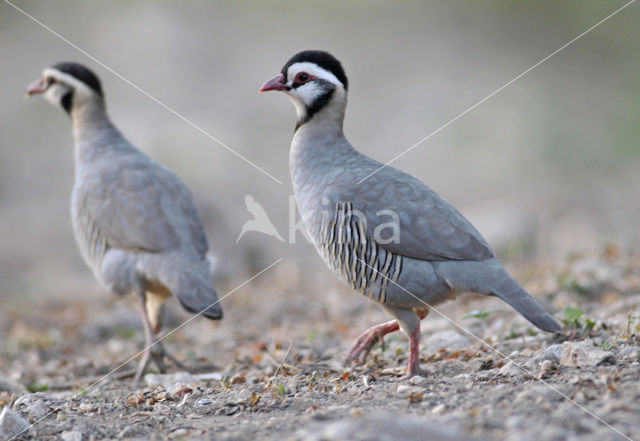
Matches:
[[157, 163, 209, 257], [334, 163, 493, 262], [82, 155, 208, 257]]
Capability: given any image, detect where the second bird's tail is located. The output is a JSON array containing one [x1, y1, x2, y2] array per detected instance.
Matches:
[[154, 255, 223, 320]]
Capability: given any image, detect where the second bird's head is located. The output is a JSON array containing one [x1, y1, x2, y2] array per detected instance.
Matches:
[[261, 50, 348, 129], [26, 62, 103, 115]]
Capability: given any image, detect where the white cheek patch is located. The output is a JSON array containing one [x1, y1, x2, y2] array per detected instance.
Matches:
[[43, 83, 72, 108], [292, 82, 329, 107]]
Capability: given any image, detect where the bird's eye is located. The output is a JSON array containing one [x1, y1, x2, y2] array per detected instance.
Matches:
[[46, 77, 55, 85], [295, 72, 311, 83]]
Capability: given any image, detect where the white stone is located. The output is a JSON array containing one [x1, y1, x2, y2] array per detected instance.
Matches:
[[144, 371, 197, 388], [499, 361, 524, 377], [396, 385, 422, 396], [560, 341, 616, 367], [525, 344, 563, 368], [195, 372, 223, 381], [0, 407, 29, 439], [424, 330, 469, 353], [409, 375, 428, 386], [61, 430, 83, 441]]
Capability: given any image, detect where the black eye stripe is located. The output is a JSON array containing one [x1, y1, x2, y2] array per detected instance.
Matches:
[[293, 79, 336, 131], [60, 91, 73, 114]]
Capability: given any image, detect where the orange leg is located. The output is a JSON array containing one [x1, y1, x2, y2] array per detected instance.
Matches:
[[398, 321, 430, 380], [345, 319, 399, 363], [134, 292, 186, 381]]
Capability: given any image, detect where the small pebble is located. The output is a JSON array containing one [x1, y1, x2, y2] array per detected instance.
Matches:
[[396, 385, 421, 395], [194, 398, 213, 407], [61, 430, 83, 441]]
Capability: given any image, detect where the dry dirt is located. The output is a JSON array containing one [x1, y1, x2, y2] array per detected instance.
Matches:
[[1, 253, 640, 441]]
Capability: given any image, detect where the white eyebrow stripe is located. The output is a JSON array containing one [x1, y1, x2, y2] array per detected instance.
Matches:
[[43, 67, 93, 94], [287, 62, 343, 87]]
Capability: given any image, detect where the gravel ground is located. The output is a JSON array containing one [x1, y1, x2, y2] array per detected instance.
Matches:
[[1, 252, 640, 441]]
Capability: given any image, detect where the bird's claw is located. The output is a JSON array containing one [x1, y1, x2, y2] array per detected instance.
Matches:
[[134, 340, 187, 382], [345, 328, 388, 364]]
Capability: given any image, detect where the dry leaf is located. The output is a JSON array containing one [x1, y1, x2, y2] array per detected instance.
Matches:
[[249, 392, 261, 406], [231, 374, 246, 384]]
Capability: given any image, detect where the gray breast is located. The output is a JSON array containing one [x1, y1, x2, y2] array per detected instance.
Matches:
[[318, 201, 403, 304], [71, 189, 109, 279]]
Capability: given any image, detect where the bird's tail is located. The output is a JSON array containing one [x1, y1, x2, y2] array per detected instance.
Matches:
[[154, 256, 223, 320], [489, 268, 561, 333]]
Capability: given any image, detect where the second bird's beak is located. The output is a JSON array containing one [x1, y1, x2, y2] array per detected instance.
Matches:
[[26, 77, 48, 97], [260, 74, 290, 93]]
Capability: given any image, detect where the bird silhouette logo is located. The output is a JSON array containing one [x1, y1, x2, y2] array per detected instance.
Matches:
[[236, 194, 285, 243]]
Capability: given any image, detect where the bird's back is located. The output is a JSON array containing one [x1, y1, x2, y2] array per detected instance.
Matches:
[[71, 128, 212, 296]]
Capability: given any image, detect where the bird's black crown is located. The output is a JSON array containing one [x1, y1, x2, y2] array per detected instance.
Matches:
[[53, 62, 103, 96], [281, 50, 348, 90]]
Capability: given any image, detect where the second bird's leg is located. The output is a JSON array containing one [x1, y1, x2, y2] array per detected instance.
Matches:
[[133, 292, 186, 381], [151, 332, 188, 371], [134, 293, 155, 381]]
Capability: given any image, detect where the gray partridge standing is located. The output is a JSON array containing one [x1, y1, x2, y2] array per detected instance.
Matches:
[[27, 62, 222, 380], [261, 50, 561, 379]]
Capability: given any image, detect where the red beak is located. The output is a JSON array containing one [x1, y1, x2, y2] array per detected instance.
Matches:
[[260, 74, 290, 93], [26, 77, 48, 96]]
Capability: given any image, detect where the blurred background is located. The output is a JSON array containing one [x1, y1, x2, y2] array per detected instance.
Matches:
[[0, 0, 638, 310]]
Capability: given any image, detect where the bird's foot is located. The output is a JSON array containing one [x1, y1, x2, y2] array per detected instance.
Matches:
[[345, 320, 399, 364], [396, 366, 430, 381], [133, 340, 188, 382], [159, 347, 189, 373]]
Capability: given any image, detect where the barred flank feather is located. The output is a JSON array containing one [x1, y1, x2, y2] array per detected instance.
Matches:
[[320, 202, 402, 304]]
